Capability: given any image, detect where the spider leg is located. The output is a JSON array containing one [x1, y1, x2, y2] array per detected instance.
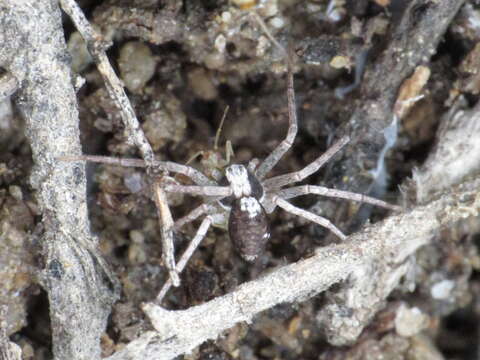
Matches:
[[255, 51, 298, 180], [274, 197, 347, 240], [173, 203, 219, 231], [59, 154, 215, 186], [263, 136, 350, 190], [277, 185, 402, 211], [163, 184, 232, 197], [155, 215, 214, 304]]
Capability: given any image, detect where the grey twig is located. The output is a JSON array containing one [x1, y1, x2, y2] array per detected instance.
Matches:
[[59, 0, 180, 286], [59, 0, 155, 165], [0, 1, 118, 359]]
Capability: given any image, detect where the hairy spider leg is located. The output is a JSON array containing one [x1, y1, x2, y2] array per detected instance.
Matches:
[[156, 203, 226, 302], [274, 197, 347, 240], [155, 215, 216, 304], [59, 155, 215, 186], [262, 136, 350, 190], [157, 184, 230, 292], [163, 184, 232, 197], [173, 203, 219, 231], [255, 51, 298, 180], [277, 185, 402, 212]]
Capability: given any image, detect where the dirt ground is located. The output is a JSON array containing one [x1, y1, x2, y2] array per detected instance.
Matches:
[[1, 0, 480, 359]]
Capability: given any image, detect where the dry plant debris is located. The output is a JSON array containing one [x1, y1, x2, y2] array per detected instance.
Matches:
[[1, 1, 480, 360]]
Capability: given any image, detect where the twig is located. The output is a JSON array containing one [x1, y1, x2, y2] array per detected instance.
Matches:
[[106, 176, 480, 360], [325, 0, 466, 241], [0, 1, 118, 359], [59, 0, 155, 165], [316, 94, 480, 346], [59, 0, 180, 286]]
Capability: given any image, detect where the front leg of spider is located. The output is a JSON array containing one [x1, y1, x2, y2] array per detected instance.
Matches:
[[223, 164, 270, 261]]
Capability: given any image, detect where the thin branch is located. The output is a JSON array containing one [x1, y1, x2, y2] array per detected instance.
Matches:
[[59, 0, 155, 165], [59, 0, 185, 291], [0, 1, 118, 359]]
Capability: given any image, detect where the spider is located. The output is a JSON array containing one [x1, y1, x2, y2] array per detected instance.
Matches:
[[62, 53, 401, 303]]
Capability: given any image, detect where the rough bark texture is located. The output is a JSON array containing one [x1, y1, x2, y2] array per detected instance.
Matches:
[[0, 1, 118, 359]]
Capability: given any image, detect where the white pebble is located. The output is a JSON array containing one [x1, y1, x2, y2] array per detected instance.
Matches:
[[215, 34, 227, 53], [395, 304, 429, 337], [431, 280, 454, 300], [269, 17, 284, 29]]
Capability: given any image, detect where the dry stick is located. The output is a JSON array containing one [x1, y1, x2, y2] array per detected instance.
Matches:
[[59, 0, 154, 164], [106, 177, 480, 360], [0, 1, 117, 358], [59, 0, 181, 286]]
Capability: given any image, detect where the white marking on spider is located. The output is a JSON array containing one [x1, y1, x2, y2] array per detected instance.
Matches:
[[240, 197, 262, 218], [226, 164, 251, 198], [242, 254, 258, 261]]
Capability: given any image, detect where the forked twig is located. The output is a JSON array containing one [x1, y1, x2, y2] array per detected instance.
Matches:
[[59, 0, 181, 286]]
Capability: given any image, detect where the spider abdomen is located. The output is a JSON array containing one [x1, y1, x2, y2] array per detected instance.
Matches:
[[229, 196, 270, 261]]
